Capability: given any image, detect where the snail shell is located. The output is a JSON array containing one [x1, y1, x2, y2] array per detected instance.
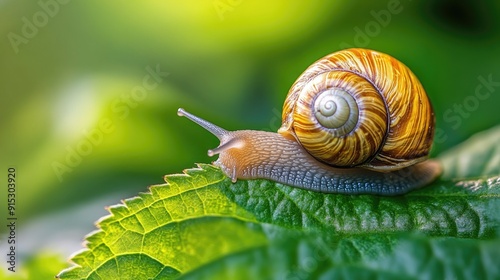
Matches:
[[178, 48, 441, 195], [280, 48, 435, 170]]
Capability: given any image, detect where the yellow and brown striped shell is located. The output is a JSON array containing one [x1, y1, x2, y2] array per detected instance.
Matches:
[[278, 48, 435, 171]]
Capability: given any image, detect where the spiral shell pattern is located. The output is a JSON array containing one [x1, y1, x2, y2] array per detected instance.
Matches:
[[279, 48, 435, 170], [314, 87, 358, 132], [291, 71, 388, 167]]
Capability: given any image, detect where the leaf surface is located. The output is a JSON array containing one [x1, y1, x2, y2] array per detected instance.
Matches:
[[58, 126, 500, 279]]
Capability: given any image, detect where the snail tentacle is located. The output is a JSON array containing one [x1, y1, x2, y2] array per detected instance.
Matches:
[[177, 108, 227, 139], [208, 138, 244, 157]]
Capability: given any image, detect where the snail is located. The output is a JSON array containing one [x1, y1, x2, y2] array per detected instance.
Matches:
[[178, 48, 441, 195]]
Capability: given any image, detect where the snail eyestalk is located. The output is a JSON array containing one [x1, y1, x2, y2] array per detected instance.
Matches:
[[177, 108, 228, 140], [177, 107, 241, 158]]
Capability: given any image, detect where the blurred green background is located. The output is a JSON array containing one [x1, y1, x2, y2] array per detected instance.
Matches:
[[1, 0, 500, 267]]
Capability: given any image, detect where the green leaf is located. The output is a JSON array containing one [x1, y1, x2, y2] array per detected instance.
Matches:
[[439, 125, 500, 179], [57, 126, 500, 279], [179, 233, 500, 280]]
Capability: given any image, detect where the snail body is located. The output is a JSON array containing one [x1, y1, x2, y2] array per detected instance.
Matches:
[[178, 48, 441, 195]]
